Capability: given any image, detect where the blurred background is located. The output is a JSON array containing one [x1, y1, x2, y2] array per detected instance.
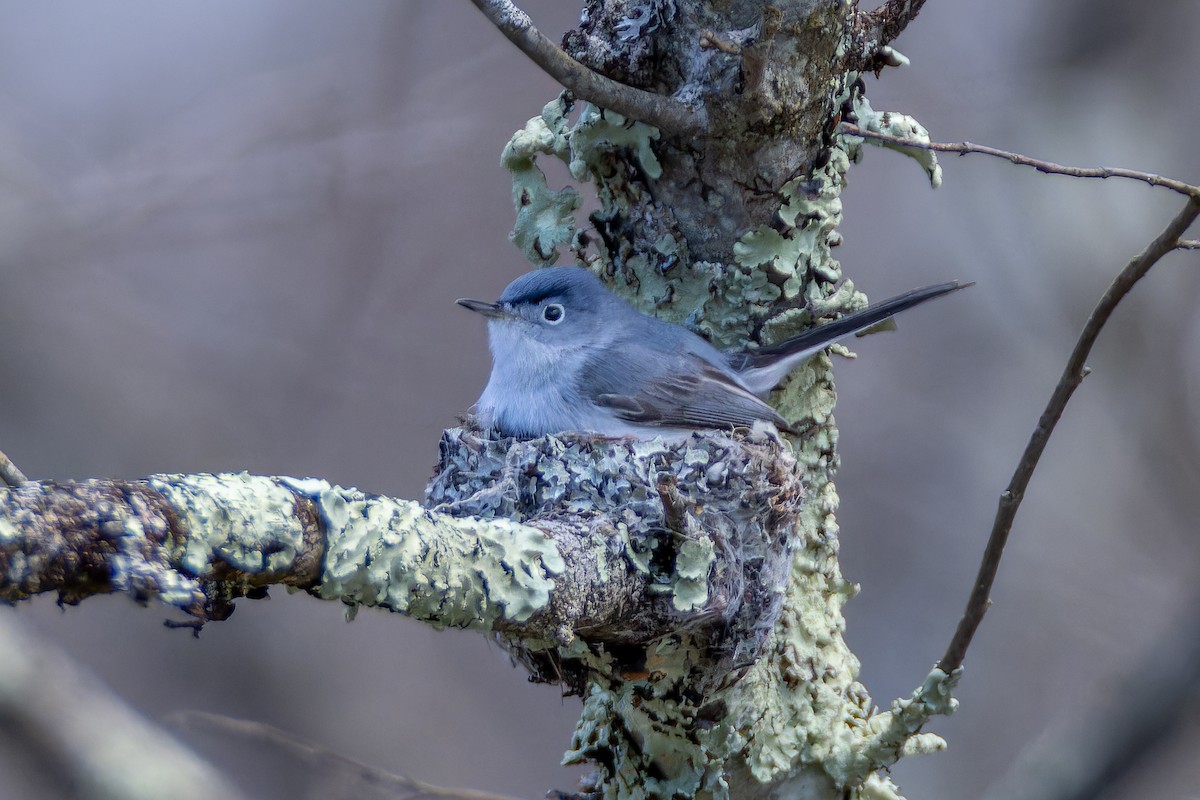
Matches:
[[0, 1, 1198, 798]]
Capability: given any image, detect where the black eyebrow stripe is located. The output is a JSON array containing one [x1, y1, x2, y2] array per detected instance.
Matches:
[[522, 289, 561, 305], [506, 282, 573, 306]]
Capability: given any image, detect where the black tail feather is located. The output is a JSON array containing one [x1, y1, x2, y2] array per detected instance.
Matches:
[[740, 281, 970, 369]]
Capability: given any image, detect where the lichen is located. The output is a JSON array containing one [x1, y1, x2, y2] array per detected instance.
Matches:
[[502, 94, 663, 267], [291, 479, 564, 628], [843, 93, 942, 188], [567, 105, 662, 183], [501, 96, 582, 265], [428, 426, 796, 662], [150, 473, 304, 577]]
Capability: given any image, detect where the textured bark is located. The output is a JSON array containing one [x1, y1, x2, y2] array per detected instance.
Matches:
[[564, 0, 856, 265]]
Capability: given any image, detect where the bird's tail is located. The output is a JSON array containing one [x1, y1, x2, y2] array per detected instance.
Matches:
[[733, 281, 971, 396]]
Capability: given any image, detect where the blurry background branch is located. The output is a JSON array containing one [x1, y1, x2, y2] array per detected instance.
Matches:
[[0, 614, 246, 800], [176, 711, 525, 800], [981, 591, 1200, 800]]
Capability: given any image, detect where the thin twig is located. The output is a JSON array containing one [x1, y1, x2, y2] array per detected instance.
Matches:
[[840, 123, 1200, 200], [0, 449, 27, 487], [940, 196, 1200, 673], [467, 0, 706, 137], [1177, 239, 1200, 250]]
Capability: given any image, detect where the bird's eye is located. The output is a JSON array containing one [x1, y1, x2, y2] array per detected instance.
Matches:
[[542, 303, 565, 324]]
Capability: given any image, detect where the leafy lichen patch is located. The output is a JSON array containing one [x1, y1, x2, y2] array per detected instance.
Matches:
[[292, 480, 564, 628]]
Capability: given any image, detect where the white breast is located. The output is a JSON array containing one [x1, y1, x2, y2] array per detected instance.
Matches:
[[476, 322, 589, 437]]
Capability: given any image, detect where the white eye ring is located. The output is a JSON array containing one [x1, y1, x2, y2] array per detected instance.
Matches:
[[542, 303, 565, 324]]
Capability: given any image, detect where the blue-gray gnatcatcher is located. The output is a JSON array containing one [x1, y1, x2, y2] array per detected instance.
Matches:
[[458, 267, 966, 439]]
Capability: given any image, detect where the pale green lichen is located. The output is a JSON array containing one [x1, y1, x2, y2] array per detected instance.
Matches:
[[501, 96, 581, 265], [295, 480, 564, 628], [855, 773, 908, 800], [845, 95, 942, 189], [0, 515, 18, 543], [149, 473, 305, 577], [502, 96, 661, 266], [671, 536, 713, 612], [567, 105, 661, 182], [106, 513, 208, 610]]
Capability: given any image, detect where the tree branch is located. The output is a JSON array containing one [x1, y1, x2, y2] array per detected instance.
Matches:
[[467, 0, 706, 137], [840, 123, 1200, 199], [939, 196, 1200, 673], [0, 471, 573, 635], [0, 430, 799, 672]]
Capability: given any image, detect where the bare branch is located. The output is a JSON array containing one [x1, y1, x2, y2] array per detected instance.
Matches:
[[0, 448, 27, 488], [840, 123, 1200, 199], [940, 196, 1200, 673], [1177, 238, 1200, 250], [467, 0, 706, 137]]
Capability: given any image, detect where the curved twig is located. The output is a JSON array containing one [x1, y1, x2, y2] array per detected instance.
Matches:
[[940, 196, 1200, 673], [840, 123, 1200, 199], [467, 0, 706, 137]]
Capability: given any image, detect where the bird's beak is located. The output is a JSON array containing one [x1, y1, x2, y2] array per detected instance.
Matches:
[[456, 298, 510, 319]]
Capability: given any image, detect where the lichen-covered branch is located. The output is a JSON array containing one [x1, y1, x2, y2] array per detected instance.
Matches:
[[862, 0, 927, 48], [477, 4, 967, 795], [0, 474, 324, 620], [0, 432, 797, 657], [0, 422, 952, 799], [0, 471, 565, 632], [844, 0, 927, 73]]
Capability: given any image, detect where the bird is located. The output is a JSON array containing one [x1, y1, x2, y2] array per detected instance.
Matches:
[[457, 267, 966, 439]]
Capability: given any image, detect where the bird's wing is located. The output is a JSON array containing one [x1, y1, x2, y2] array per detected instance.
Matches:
[[577, 346, 795, 433]]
